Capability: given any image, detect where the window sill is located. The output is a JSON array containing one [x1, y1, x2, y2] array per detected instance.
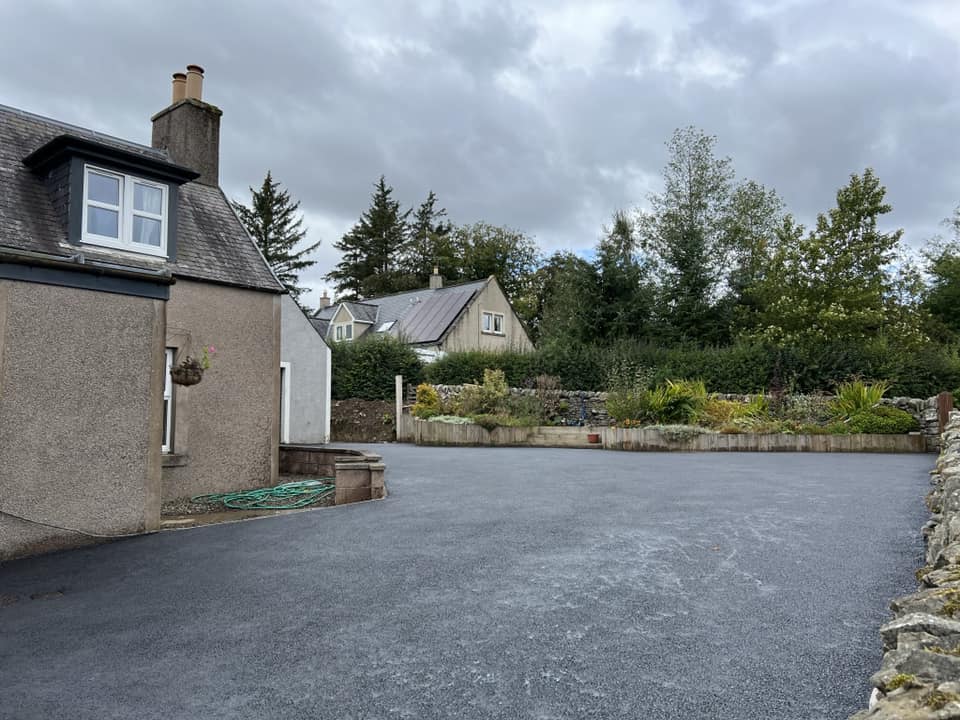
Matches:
[[481, 331, 506, 337], [81, 238, 168, 259], [162, 453, 189, 468]]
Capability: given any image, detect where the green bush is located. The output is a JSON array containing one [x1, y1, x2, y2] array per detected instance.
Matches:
[[607, 379, 709, 425], [831, 380, 890, 419], [331, 336, 423, 400], [411, 383, 440, 419], [843, 406, 920, 434]]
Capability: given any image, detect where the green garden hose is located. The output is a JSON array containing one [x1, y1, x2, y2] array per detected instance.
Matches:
[[192, 479, 335, 510]]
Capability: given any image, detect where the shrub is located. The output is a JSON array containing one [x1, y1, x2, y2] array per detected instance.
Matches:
[[605, 389, 649, 424], [701, 395, 768, 428], [426, 415, 474, 424], [831, 380, 890, 419], [411, 383, 441, 419], [843, 406, 920, 434], [331, 336, 423, 400]]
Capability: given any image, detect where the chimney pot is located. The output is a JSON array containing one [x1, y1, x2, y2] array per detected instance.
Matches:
[[319, 290, 331, 309], [429, 267, 443, 289], [185, 64, 204, 100], [171, 73, 187, 103]]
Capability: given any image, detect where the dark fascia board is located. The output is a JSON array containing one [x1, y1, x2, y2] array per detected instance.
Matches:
[[22, 134, 200, 185], [0, 246, 174, 300]]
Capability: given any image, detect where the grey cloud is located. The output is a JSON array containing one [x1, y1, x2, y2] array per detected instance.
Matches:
[[1, 0, 958, 308]]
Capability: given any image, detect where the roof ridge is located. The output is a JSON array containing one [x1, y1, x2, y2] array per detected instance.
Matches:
[[0, 103, 165, 158], [357, 277, 488, 303]]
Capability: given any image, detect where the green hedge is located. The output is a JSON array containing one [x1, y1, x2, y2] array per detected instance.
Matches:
[[331, 336, 424, 400], [425, 340, 960, 397]]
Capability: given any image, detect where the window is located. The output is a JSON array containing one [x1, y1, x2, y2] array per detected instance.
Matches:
[[163, 348, 174, 452], [82, 165, 168, 256], [335, 326, 342, 341], [481, 311, 505, 336], [345, 325, 353, 340], [334, 323, 353, 341]]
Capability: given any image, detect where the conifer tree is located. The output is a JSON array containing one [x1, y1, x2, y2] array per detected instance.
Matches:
[[233, 171, 319, 302], [328, 176, 410, 299]]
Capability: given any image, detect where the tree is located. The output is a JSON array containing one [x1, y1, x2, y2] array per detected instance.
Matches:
[[722, 180, 786, 335], [452, 222, 541, 300], [638, 127, 737, 343], [399, 191, 456, 288], [594, 211, 655, 341], [328, 176, 410, 299], [755, 169, 906, 345], [535, 251, 599, 346], [923, 207, 960, 339], [233, 171, 319, 301]]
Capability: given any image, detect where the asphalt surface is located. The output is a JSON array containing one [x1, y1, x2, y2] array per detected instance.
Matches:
[[0, 447, 930, 720]]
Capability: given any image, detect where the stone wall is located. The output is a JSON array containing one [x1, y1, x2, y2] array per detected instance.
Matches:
[[849, 411, 960, 718], [279, 445, 385, 505], [427, 384, 942, 444]]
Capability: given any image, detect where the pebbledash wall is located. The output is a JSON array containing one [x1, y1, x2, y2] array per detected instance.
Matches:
[[163, 279, 280, 500], [427, 384, 944, 449], [0, 279, 166, 561], [849, 412, 960, 718]]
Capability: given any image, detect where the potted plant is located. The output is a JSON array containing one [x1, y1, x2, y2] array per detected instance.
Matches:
[[170, 345, 216, 386]]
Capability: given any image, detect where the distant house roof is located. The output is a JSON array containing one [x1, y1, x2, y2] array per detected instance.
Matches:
[[315, 278, 489, 345], [310, 317, 330, 337], [0, 104, 282, 293]]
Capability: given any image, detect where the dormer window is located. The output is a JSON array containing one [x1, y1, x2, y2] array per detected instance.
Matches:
[[82, 165, 168, 256]]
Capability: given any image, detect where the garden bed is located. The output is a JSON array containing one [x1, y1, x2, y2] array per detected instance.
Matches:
[[403, 417, 928, 453]]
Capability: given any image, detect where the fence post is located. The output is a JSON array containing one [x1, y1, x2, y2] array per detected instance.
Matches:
[[395, 375, 404, 441], [938, 391, 954, 435]]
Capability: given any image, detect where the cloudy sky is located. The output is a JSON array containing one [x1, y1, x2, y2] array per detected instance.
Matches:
[[2, 0, 958, 307]]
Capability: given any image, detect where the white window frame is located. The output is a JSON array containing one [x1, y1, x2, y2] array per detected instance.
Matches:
[[334, 323, 353, 342], [162, 348, 174, 452], [81, 165, 168, 257], [481, 311, 505, 336]]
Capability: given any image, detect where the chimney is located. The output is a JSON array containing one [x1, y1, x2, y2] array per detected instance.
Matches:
[[171, 72, 186, 102], [318, 290, 331, 309], [151, 64, 222, 186], [429, 266, 443, 289]]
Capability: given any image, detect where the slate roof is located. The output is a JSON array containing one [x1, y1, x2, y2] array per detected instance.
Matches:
[[342, 301, 378, 324], [314, 278, 488, 345], [310, 317, 330, 337], [0, 104, 282, 293]]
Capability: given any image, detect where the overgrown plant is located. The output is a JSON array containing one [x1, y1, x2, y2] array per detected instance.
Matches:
[[831, 380, 890, 419]]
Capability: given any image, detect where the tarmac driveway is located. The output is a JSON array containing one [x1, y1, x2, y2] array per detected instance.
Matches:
[[0, 446, 930, 719]]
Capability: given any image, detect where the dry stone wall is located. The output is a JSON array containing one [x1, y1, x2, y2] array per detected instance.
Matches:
[[849, 412, 960, 718]]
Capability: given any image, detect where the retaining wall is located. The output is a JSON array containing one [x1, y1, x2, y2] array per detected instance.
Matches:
[[425, 384, 944, 448], [279, 445, 385, 505], [849, 412, 960, 718], [400, 416, 928, 453]]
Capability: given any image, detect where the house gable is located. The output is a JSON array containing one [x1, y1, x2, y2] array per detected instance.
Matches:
[[440, 276, 534, 353]]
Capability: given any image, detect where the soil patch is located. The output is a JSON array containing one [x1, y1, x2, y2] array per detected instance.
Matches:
[[332, 398, 396, 442]]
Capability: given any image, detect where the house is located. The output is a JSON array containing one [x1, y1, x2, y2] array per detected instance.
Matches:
[[0, 65, 314, 560], [281, 294, 331, 444], [313, 271, 534, 359]]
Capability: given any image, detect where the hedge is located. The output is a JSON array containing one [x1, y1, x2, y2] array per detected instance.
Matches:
[[424, 340, 960, 397], [331, 336, 424, 400]]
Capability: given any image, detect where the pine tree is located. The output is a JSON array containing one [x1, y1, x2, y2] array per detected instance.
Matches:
[[328, 176, 410, 299], [233, 171, 320, 302], [401, 191, 456, 288]]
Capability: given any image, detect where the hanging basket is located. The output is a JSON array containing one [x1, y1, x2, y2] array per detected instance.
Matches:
[[171, 364, 203, 386]]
